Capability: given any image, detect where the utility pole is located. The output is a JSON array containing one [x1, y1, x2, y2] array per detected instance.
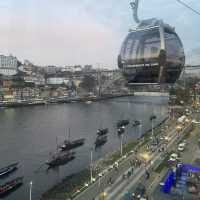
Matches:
[[90, 149, 93, 183], [151, 119, 154, 138], [139, 120, 142, 137], [120, 134, 124, 156], [29, 181, 32, 200], [98, 70, 102, 97], [183, 65, 186, 89], [150, 115, 156, 139], [96, 63, 102, 97]]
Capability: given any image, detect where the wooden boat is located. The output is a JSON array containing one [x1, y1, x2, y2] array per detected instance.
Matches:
[[97, 128, 109, 136], [60, 138, 85, 151], [0, 163, 18, 178], [95, 135, 107, 147], [0, 177, 23, 197], [132, 120, 141, 126], [46, 152, 75, 168], [117, 126, 125, 135], [117, 120, 129, 128]]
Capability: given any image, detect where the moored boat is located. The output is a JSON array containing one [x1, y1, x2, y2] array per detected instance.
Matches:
[[117, 126, 125, 135], [132, 120, 141, 126], [95, 135, 107, 147], [117, 120, 129, 128], [28, 99, 45, 106], [0, 177, 23, 197], [0, 101, 4, 107], [59, 138, 85, 151], [97, 128, 109, 136], [46, 151, 75, 168], [0, 163, 18, 178]]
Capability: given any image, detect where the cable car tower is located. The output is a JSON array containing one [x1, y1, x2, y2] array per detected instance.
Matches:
[[118, 0, 185, 86]]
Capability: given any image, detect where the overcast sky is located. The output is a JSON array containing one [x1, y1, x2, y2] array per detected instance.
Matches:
[[0, 0, 200, 67]]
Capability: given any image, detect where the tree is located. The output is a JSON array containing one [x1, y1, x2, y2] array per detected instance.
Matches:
[[80, 75, 97, 92], [71, 81, 77, 91]]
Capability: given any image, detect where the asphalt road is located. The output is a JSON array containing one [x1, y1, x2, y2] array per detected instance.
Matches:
[[73, 121, 192, 200], [73, 148, 139, 200], [107, 123, 193, 200]]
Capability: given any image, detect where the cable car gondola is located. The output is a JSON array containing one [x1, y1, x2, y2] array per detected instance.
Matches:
[[118, 0, 185, 85]]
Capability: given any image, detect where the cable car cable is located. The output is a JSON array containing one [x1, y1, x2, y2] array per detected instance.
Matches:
[[175, 0, 200, 16]]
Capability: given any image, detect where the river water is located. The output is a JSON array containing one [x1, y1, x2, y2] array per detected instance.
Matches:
[[0, 96, 168, 200]]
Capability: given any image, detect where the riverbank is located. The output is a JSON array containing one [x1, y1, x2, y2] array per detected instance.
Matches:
[[41, 169, 90, 200], [41, 115, 171, 200], [0, 93, 134, 108], [134, 92, 169, 97]]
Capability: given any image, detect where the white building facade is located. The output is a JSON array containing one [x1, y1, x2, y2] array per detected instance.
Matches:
[[0, 54, 18, 76]]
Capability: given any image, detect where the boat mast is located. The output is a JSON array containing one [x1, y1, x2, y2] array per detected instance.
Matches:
[[56, 136, 58, 153], [68, 128, 71, 141], [130, 0, 140, 24]]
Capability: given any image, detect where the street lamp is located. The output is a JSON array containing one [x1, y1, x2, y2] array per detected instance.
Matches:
[[120, 134, 124, 156], [140, 152, 150, 162], [150, 114, 156, 139], [29, 181, 33, 200], [90, 149, 93, 183], [139, 120, 142, 137]]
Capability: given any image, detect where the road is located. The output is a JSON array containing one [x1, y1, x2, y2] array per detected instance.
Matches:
[[73, 121, 192, 200], [73, 146, 139, 200], [106, 123, 193, 200], [106, 128, 176, 200]]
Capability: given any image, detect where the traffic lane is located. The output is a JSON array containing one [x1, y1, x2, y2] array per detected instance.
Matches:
[[75, 123, 180, 200], [108, 122, 189, 199], [98, 128, 177, 199], [116, 146, 169, 199], [112, 148, 172, 199], [94, 154, 139, 199], [109, 127, 181, 199], [99, 127, 178, 199], [104, 125, 178, 194], [74, 165, 128, 200], [115, 124, 192, 200], [107, 167, 141, 200]]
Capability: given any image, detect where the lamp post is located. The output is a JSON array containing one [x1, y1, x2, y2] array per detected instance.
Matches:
[[29, 181, 33, 200], [120, 134, 124, 156], [150, 115, 156, 139], [172, 97, 176, 120], [139, 120, 142, 137], [90, 149, 93, 183]]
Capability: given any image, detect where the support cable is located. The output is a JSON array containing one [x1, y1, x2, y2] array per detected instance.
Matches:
[[175, 0, 200, 16]]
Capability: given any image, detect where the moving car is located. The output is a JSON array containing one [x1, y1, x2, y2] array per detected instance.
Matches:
[[168, 153, 179, 162]]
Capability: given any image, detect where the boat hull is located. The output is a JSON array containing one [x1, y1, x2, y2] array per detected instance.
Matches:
[[97, 128, 109, 136], [95, 135, 107, 147], [0, 177, 23, 197], [117, 120, 129, 128], [60, 139, 85, 151], [46, 152, 76, 168], [0, 163, 18, 178]]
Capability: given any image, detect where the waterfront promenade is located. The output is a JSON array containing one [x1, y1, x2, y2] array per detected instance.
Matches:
[[0, 94, 134, 108], [72, 120, 193, 200]]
